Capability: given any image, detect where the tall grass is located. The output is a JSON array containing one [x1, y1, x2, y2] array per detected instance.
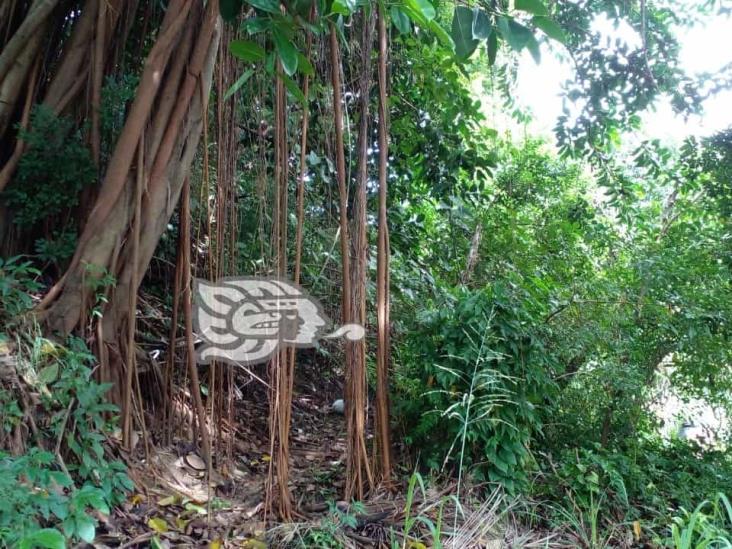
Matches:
[[670, 493, 732, 549], [550, 491, 616, 548], [421, 312, 516, 524]]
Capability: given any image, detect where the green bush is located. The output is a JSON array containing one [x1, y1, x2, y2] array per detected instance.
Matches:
[[396, 283, 556, 493], [532, 439, 732, 542], [35, 231, 77, 271], [0, 255, 41, 321], [3, 105, 95, 226], [0, 335, 133, 546]]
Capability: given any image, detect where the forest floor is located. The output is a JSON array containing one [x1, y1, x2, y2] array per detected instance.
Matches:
[[1, 296, 537, 547], [94, 369, 442, 548]]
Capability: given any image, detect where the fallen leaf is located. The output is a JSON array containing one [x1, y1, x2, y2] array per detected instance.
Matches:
[[174, 517, 190, 531], [242, 540, 267, 549], [185, 502, 208, 515], [157, 495, 178, 506], [148, 517, 169, 533], [209, 539, 223, 549], [130, 493, 145, 505]]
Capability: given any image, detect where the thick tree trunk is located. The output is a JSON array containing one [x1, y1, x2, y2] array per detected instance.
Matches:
[[0, 0, 60, 85], [0, 0, 129, 193], [38, 1, 220, 408]]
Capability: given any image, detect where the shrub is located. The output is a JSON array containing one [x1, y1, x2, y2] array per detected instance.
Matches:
[[3, 105, 95, 226], [0, 334, 132, 546], [532, 439, 732, 542], [396, 283, 556, 493], [0, 255, 41, 321], [35, 231, 77, 272]]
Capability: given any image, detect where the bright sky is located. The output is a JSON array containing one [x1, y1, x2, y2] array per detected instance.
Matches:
[[514, 9, 732, 143]]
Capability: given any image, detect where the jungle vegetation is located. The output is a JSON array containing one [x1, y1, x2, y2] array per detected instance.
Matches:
[[0, 0, 731, 546]]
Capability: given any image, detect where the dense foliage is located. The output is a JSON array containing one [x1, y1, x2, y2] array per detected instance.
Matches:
[[1, 0, 731, 545], [0, 335, 132, 546]]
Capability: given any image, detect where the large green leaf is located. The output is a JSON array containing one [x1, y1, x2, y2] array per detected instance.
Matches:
[[532, 15, 566, 43], [76, 515, 96, 543], [451, 6, 479, 59], [331, 0, 356, 16], [428, 20, 455, 51], [244, 16, 271, 34], [297, 53, 315, 76], [472, 8, 491, 40], [390, 6, 411, 34], [526, 33, 541, 62], [486, 29, 498, 66], [246, 0, 281, 14], [497, 17, 534, 52], [514, 0, 548, 16], [229, 40, 266, 62], [406, 0, 435, 22], [18, 529, 66, 549], [273, 27, 298, 76]]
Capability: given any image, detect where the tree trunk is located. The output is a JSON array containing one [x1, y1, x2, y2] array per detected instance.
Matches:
[[374, 3, 393, 483], [38, 1, 220, 409], [346, 11, 375, 500]]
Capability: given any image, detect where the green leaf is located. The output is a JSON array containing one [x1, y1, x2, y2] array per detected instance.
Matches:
[[532, 16, 565, 43], [185, 502, 208, 515], [245, 0, 281, 14], [244, 16, 271, 34], [427, 20, 454, 51], [331, 0, 356, 15], [494, 454, 509, 473], [297, 53, 315, 76], [451, 6, 479, 59], [282, 74, 306, 103], [390, 6, 411, 34], [486, 30, 498, 65], [224, 69, 254, 100], [399, 3, 425, 27], [471, 8, 491, 40], [405, 0, 435, 22], [38, 363, 59, 385], [229, 40, 266, 62], [515, 0, 548, 16], [498, 17, 533, 52], [219, 0, 243, 21], [273, 28, 298, 76], [76, 515, 96, 543], [526, 33, 541, 62], [265, 51, 276, 74], [19, 529, 66, 549]]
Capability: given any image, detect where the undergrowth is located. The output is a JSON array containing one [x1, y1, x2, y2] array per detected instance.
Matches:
[[0, 331, 132, 547]]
